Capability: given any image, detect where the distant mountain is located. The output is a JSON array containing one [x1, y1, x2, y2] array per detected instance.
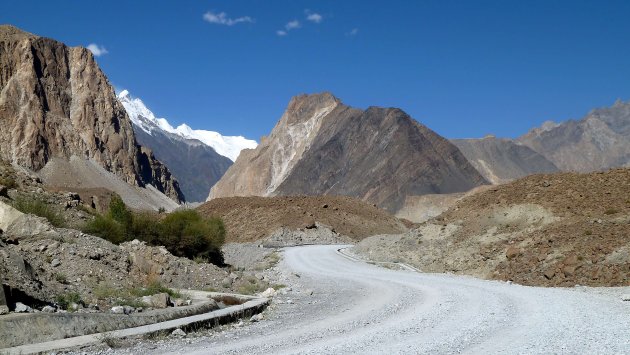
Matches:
[[518, 100, 630, 172], [451, 136, 559, 184], [118, 91, 254, 201], [208, 92, 488, 212], [0, 25, 183, 209], [118, 90, 257, 162]]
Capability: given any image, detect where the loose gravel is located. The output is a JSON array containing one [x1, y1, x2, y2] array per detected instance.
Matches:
[[97, 245, 630, 354]]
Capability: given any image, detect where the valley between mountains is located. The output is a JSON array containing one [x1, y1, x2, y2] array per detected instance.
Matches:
[[0, 24, 629, 354]]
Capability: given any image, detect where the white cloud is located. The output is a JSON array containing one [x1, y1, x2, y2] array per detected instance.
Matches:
[[346, 28, 359, 37], [276, 30, 287, 36], [203, 11, 254, 26], [87, 43, 108, 57], [305, 11, 323, 23], [285, 20, 301, 30]]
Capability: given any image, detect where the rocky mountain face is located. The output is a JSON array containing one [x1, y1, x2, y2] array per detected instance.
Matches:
[[518, 100, 630, 172], [0, 25, 183, 205], [118, 91, 234, 202], [209, 92, 488, 212], [451, 136, 559, 184]]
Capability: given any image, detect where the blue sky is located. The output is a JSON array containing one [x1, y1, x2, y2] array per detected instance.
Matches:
[[2, 0, 630, 140]]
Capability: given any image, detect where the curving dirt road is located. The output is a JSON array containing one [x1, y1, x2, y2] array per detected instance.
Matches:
[[153, 245, 629, 354]]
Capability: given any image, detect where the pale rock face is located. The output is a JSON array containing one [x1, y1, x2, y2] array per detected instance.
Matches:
[[209, 92, 488, 212], [208, 92, 343, 199], [0, 25, 183, 203], [117, 90, 257, 161]]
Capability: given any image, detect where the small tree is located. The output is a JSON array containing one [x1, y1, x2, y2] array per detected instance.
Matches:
[[159, 210, 226, 265]]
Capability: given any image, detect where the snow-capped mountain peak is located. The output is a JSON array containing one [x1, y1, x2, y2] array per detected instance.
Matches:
[[117, 90, 257, 161]]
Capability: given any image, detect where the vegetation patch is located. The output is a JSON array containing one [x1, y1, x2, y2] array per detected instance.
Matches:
[[82, 195, 226, 265], [11, 196, 66, 227], [55, 292, 83, 310]]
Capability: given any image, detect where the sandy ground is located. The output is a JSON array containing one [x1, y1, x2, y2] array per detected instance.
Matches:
[[99, 245, 630, 354]]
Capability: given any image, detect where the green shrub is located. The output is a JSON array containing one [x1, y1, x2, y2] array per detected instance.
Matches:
[[108, 195, 133, 229], [55, 292, 82, 310], [129, 212, 162, 244], [11, 196, 65, 227], [160, 210, 225, 265], [83, 215, 126, 244], [83, 197, 226, 266]]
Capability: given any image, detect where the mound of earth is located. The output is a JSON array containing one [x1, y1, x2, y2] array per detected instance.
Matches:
[[355, 168, 630, 287], [197, 195, 408, 243]]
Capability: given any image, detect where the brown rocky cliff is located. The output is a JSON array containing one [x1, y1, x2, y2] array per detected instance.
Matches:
[[0, 25, 183, 202]]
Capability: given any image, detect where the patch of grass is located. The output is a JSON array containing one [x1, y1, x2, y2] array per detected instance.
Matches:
[[604, 208, 619, 215], [55, 292, 82, 310], [271, 284, 286, 290], [584, 230, 593, 236], [236, 277, 268, 295], [143, 330, 169, 341], [94, 281, 182, 305], [0, 175, 18, 189], [54, 273, 67, 284], [203, 287, 218, 292], [132, 281, 182, 299], [98, 334, 126, 349], [11, 196, 65, 227]]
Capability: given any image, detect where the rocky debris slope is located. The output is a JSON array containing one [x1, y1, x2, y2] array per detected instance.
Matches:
[[0, 25, 183, 206], [197, 195, 408, 243], [208, 92, 487, 212], [118, 90, 236, 202], [518, 99, 630, 172], [451, 136, 558, 184], [355, 168, 630, 287], [0, 159, 273, 317]]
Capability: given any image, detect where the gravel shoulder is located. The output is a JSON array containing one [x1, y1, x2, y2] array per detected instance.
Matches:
[[109, 245, 630, 355]]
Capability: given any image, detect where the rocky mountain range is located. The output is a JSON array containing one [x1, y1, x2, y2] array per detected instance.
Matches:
[[0, 25, 183, 209], [453, 99, 630, 183], [517, 99, 630, 172], [118, 90, 256, 201], [451, 136, 559, 184], [209, 92, 488, 212]]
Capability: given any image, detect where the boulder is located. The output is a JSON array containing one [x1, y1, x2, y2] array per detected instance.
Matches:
[[0, 305, 8, 315], [14, 302, 32, 313], [621, 294, 630, 302], [42, 305, 56, 313], [250, 313, 263, 322], [171, 328, 186, 337], [110, 306, 125, 314], [149, 293, 171, 309], [260, 287, 276, 298], [505, 247, 520, 259]]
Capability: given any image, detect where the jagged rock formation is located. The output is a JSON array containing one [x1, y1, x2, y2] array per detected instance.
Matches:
[[118, 91, 235, 202], [0, 25, 183, 205], [451, 136, 559, 184], [518, 100, 630, 172], [209, 92, 487, 212]]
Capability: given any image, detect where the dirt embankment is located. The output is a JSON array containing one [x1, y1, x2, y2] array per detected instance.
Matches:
[[356, 168, 630, 287], [198, 196, 408, 243]]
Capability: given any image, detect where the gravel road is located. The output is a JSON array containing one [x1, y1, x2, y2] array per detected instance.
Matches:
[[133, 245, 629, 354]]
